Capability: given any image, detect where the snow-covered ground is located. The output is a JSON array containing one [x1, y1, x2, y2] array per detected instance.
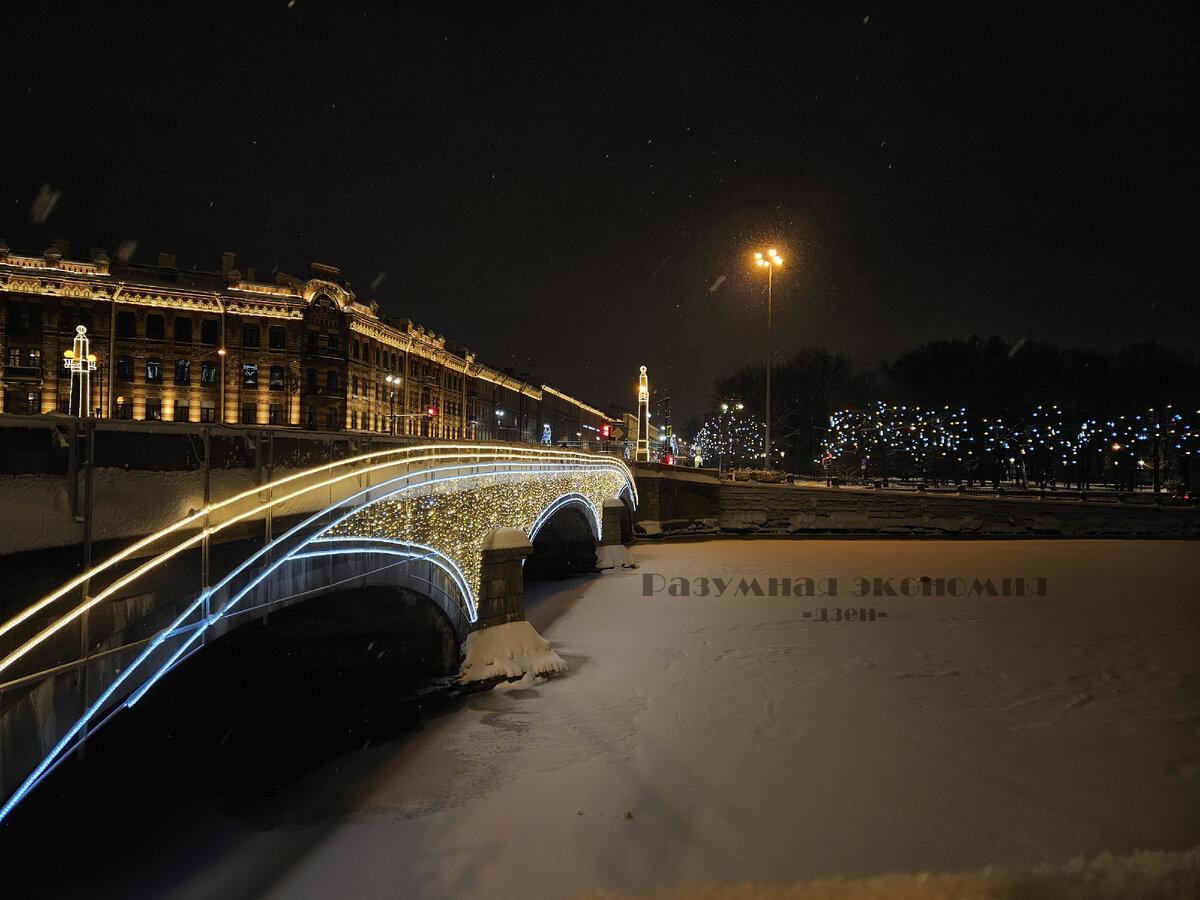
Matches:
[[10, 539, 1200, 897]]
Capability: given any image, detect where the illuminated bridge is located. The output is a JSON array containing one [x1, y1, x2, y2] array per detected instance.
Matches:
[[0, 442, 637, 822]]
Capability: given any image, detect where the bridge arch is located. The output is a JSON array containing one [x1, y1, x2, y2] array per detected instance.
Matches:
[[0, 444, 636, 822]]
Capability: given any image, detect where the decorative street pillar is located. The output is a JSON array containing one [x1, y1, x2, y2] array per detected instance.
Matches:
[[636, 365, 650, 462]]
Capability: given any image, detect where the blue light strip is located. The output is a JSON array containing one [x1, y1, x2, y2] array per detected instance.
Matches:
[[529, 492, 602, 541], [0, 588, 212, 822], [291, 540, 474, 620]]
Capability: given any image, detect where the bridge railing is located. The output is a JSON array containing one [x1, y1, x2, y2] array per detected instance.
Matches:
[[0, 443, 634, 695]]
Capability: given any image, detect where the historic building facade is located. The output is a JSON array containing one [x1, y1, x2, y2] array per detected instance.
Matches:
[[0, 240, 607, 442]]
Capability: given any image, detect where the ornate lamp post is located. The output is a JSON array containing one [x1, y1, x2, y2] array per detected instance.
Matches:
[[62, 325, 97, 417], [754, 248, 782, 470], [636, 365, 650, 462]]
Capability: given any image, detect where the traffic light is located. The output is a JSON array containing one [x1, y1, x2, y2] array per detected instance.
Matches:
[[427, 405, 438, 417], [600, 422, 611, 439]]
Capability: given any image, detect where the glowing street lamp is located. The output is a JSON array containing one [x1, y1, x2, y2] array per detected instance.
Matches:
[[754, 248, 783, 470]]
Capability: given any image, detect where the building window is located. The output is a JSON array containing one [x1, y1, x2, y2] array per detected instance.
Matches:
[[327, 333, 340, 352], [146, 315, 165, 340], [326, 372, 339, 393], [200, 403, 216, 423], [268, 403, 284, 425], [306, 406, 315, 429], [145, 398, 163, 420], [115, 397, 133, 419], [243, 363, 258, 386], [200, 319, 220, 345], [307, 330, 319, 354], [269, 325, 286, 349], [201, 361, 218, 385], [174, 317, 193, 343], [146, 358, 163, 384], [270, 365, 285, 390], [353, 339, 360, 360], [116, 311, 136, 338], [306, 368, 318, 392], [173, 400, 189, 422], [5, 348, 20, 366], [242, 402, 257, 425], [242, 323, 260, 348], [352, 375, 359, 397], [27, 348, 40, 366], [5, 300, 24, 334], [174, 359, 191, 385], [327, 406, 339, 429], [351, 410, 358, 429]]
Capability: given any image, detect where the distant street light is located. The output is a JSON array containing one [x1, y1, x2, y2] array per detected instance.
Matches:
[[218, 347, 227, 424], [755, 248, 782, 470]]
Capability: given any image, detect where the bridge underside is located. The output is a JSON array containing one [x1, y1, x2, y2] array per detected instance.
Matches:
[[526, 503, 600, 579]]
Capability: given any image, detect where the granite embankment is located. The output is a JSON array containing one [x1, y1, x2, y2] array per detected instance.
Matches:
[[635, 472, 1200, 538]]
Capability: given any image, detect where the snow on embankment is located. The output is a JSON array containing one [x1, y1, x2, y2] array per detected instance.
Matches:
[[714, 482, 1200, 537], [459, 620, 567, 684], [589, 843, 1200, 899]]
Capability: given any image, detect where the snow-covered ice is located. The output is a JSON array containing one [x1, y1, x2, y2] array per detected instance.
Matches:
[[12, 539, 1200, 897], [139, 538, 1200, 897]]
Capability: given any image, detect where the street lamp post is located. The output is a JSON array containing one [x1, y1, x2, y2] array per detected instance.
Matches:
[[755, 249, 782, 470], [495, 408, 504, 440], [385, 374, 398, 434]]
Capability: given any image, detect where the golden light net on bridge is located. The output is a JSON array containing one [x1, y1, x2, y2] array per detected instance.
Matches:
[[324, 468, 629, 600]]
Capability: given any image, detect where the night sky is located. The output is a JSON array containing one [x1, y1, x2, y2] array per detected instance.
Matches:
[[5, 3, 1198, 424]]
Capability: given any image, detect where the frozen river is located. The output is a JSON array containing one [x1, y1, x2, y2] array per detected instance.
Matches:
[[5, 539, 1200, 897]]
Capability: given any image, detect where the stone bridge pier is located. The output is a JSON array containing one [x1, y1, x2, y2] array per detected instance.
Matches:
[[475, 527, 534, 630]]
